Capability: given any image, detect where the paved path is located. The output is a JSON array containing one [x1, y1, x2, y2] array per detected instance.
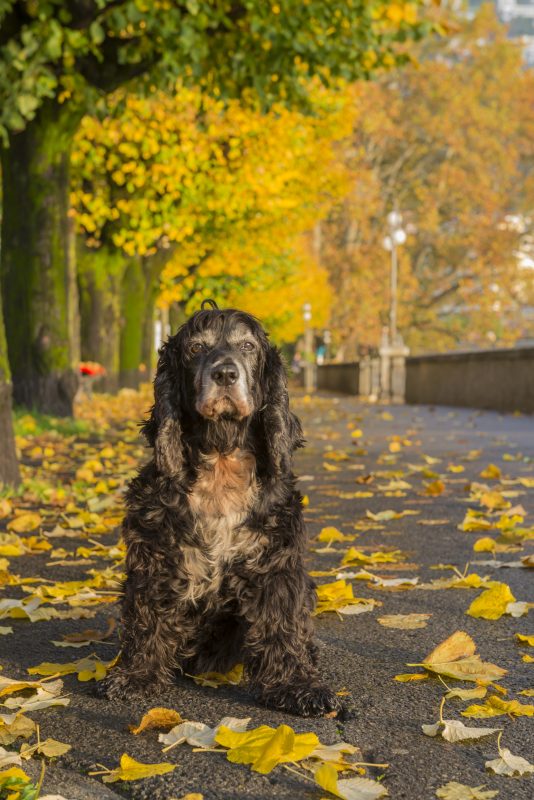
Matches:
[[1, 394, 533, 800]]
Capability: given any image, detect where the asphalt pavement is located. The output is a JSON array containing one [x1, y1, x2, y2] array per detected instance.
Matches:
[[1, 394, 533, 800]]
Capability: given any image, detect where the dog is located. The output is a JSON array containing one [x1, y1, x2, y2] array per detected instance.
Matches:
[[98, 301, 343, 717]]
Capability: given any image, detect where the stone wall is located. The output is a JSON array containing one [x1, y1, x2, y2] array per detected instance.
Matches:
[[405, 347, 534, 414], [316, 362, 360, 395]]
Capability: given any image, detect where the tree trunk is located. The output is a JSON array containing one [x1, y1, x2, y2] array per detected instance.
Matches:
[[119, 254, 164, 387], [0, 297, 20, 486], [140, 268, 161, 380], [119, 258, 145, 389], [78, 246, 125, 393], [0, 99, 82, 416]]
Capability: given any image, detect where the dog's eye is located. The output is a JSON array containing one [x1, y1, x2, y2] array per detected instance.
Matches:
[[241, 341, 255, 352], [190, 342, 205, 355]]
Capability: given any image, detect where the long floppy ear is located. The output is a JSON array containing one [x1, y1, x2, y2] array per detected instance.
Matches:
[[261, 345, 304, 479], [141, 340, 185, 478]]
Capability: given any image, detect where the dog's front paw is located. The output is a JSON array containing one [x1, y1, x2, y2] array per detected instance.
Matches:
[[259, 683, 345, 718], [95, 669, 171, 701]]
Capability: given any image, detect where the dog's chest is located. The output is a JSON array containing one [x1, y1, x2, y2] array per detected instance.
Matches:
[[183, 449, 261, 602]]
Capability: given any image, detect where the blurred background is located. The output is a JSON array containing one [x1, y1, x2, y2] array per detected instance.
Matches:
[[0, 1, 533, 484]]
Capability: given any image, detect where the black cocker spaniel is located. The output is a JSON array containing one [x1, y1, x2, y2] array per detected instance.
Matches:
[[99, 302, 343, 717]]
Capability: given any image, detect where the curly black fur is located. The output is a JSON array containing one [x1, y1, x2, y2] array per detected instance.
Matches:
[[97, 306, 342, 717]]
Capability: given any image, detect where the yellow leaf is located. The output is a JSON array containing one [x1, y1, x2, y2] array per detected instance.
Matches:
[[479, 491, 509, 511], [129, 707, 183, 734], [378, 613, 431, 629], [424, 480, 445, 496], [323, 462, 342, 472], [447, 465, 465, 474], [314, 580, 378, 616], [480, 463, 501, 480], [28, 656, 111, 682], [472, 537, 496, 553], [436, 781, 498, 799], [467, 582, 515, 620], [317, 527, 354, 542], [414, 631, 507, 683], [394, 673, 429, 682], [516, 634, 534, 647], [462, 695, 534, 718], [190, 663, 243, 688], [445, 686, 487, 701], [314, 762, 388, 799], [93, 753, 177, 783], [458, 511, 492, 532], [351, 429, 363, 439], [215, 723, 318, 774], [6, 513, 42, 533], [0, 500, 12, 519]]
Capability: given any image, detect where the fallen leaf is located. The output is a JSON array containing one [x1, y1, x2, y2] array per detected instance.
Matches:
[[189, 664, 243, 688], [215, 723, 318, 774], [424, 480, 445, 496], [394, 673, 429, 682], [461, 695, 534, 718], [466, 583, 515, 620], [6, 512, 42, 533], [0, 745, 21, 767], [20, 737, 71, 759], [485, 734, 534, 777], [317, 527, 355, 543], [413, 631, 506, 682], [480, 464, 501, 480], [129, 708, 183, 735], [314, 580, 379, 616], [515, 634, 534, 647], [28, 656, 112, 682], [435, 781, 498, 799], [314, 762, 388, 799], [0, 715, 36, 746], [378, 614, 431, 629], [52, 618, 116, 648], [422, 719, 500, 743], [91, 753, 177, 783], [445, 686, 487, 701], [159, 717, 250, 750]]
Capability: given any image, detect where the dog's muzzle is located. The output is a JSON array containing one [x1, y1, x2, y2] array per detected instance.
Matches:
[[196, 357, 253, 420]]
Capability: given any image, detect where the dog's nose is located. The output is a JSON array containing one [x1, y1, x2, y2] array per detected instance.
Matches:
[[211, 362, 239, 387]]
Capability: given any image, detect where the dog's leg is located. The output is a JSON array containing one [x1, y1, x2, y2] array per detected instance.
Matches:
[[241, 564, 343, 718], [96, 539, 197, 700], [187, 614, 245, 675]]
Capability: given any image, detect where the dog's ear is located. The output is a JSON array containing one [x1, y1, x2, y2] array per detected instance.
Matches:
[[142, 340, 185, 478], [260, 345, 304, 478]]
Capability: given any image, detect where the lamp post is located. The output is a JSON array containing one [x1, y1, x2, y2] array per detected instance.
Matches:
[[302, 302, 314, 392], [382, 210, 406, 347], [380, 210, 409, 402]]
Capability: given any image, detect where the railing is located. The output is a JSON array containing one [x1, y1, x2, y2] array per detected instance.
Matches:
[[314, 346, 534, 414], [405, 347, 534, 414]]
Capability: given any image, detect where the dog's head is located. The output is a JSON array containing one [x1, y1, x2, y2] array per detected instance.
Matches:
[[143, 302, 302, 479]]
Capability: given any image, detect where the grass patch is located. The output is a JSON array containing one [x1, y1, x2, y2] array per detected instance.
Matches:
[[14, 409, 90, 438]]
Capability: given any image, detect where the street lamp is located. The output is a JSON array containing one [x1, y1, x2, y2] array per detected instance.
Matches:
[[302, 302, 314, 392], [383, 210, 406, 347]]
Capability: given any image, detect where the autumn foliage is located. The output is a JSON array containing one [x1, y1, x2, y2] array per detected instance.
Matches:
[[320, 5, 534, 354]]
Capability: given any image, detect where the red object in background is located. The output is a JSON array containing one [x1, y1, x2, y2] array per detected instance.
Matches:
[[79, 361, 106, 377]]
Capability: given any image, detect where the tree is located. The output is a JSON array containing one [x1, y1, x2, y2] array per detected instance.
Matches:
[[71, 81, 352, 379], [0, 295, 19, 485], [321, 5, 534, 354], [0, 0, 439, 413]]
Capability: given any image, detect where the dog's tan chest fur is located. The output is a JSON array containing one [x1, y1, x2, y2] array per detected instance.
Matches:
[[183, 449, 262, 603]]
